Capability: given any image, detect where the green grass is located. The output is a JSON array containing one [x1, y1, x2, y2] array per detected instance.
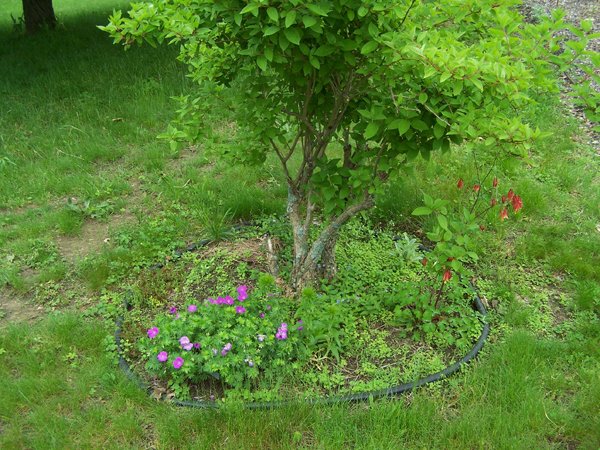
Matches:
[[1, 1, 599, 448]]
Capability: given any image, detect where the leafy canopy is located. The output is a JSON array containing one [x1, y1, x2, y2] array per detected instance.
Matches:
[[102, 0, 597, 216]]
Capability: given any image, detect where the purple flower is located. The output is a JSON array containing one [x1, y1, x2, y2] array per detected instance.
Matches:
[[259, 313, 265, 319], [188, 304, 198, 313], [297, 326, 304, 331], [224, 295, 234, 306], [276, 322, 288, 340], [280, 322, 288, 330], [209, 298, 217, 305], [147, 327, 159, 339], [266, 305, 272, 311], [173, 356, 184, 369], [179, 336, 193, 351], [297, 319, 304, 331], [157, 351, 168, 362], [235, 306, 246, 314], [221, 343, 232, 356], [216, 296, 225, 305], [169, 306, 177, 314], [244, 358, 254, 367], [257, 334, 266, 342], [237, 285, 248, 301], [193, 342, 201, 349]]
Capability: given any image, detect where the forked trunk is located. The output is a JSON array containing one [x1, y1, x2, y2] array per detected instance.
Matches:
[[23, 0, 56, 34]]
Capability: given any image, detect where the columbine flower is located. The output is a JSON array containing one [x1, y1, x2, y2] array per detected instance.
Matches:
[[511, 195, 523, 213], [500, 208, 509, 221], [147, 327, 159, 339], [473, 184, 480, 193], [421, 257, 428, 266], [442, 269, 452, 282], [491, 198, 497, 206], [173, 357, 184, 369], [501, 195, 507, 203], [221, 343, 232, 356], [479, 225, 485, 231], [507, 189, 514, 201], [235, 306, 246, 314], [157, 351, 168, 362], [169, 306, 177, 314], [493, 177, 499, 188], [188, 304, 197, 313], [457, 178, 464, 189], [179, 336, 193, 351], [237, 285, 248, 302]]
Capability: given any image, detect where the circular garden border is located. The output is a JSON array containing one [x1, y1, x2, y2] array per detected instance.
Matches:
[[114, 236, 490, 409]]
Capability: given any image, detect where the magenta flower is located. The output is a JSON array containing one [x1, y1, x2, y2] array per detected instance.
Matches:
[[224, 295, 234, 305], [276, 322, 288, 340], [173, 357, 184, 369], [157, 351, 168, 362], [188, 304, 198, 313], [193, 342, 201, 349], [209, 298, 217, 305], [259, 313, 265, 319], [169, 306, 177, 314], [179, 336, 193, 351], [147, 327, 159, 339], [221, 343, 232, 356], [237, 285, 248, 301], [235, 306, 246, 314]]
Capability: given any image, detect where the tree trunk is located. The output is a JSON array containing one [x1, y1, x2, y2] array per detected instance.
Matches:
[[23, 0, 56, 34], [288, 189, 374, 292]]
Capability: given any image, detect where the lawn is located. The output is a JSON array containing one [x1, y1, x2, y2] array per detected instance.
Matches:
[[0, 1, 599, 448]]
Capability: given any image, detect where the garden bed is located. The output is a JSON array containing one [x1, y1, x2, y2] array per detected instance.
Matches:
[[115, 220, 487, 405]]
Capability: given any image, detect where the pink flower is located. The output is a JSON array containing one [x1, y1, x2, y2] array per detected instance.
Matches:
[[157, 351, 168, 362], [173, 357, 184, 369], [147, 327, 159, 339], [237, 285, 248, 301], [235, 306, 246, 314], [221, 343, 232, 356], [188, 304, 197, 313], [179, 336, 193, 351]]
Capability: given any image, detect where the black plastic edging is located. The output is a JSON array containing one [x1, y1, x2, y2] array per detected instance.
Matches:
[[114, 236, 490, 409]]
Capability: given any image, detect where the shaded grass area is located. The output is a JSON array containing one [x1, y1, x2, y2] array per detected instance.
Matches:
[[0, 314, 598, 448], [0, 0, 599, 447]]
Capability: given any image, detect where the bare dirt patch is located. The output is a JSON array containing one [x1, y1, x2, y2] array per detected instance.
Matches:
[[0, 289, 43, 328], [56, 213, 135, 263]]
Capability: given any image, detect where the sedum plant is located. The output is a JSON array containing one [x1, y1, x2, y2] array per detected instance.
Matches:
[[101, 0, 598, 290]]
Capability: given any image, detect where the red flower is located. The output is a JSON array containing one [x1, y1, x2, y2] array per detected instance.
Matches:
[[493, 177, 498, 188], [479, 224, 486, 231], [473, 184, 481, 193], [507, 189, 514, 201], [491, 198, 497, 206], [457, 178, 464, 189], [512, 195, 523, 213], [442, 269, 452, 282], [446, 257, 455, 262], [501, 195, 507, 203], [421, 257, 428, 266], [500, 208, 509, 221]]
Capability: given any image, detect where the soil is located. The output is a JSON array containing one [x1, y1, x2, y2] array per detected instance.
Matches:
[[0, 289, 43, 328]]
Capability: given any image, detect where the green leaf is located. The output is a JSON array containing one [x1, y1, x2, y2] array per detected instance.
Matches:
[[361, 40, 378, 54], [368, 22, 378, 37], [314, 45, 334, 57], [390, 118, 411, 135], [263, 26, 280, 36], [285, 10, 296, 28], [437, 215, 449, 230], [306, 4, 329, 16], [284, 28, 301, 45], [256, 55, 267, 71], [412, 207, 432, 216], [302, 15, 318, 28], [267, 7, 279, 22], [364, 122, 379, 139], [240, 3, 258, 15]]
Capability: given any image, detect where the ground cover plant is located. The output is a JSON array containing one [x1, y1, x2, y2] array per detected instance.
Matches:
[[0, 0, 599, 448]]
